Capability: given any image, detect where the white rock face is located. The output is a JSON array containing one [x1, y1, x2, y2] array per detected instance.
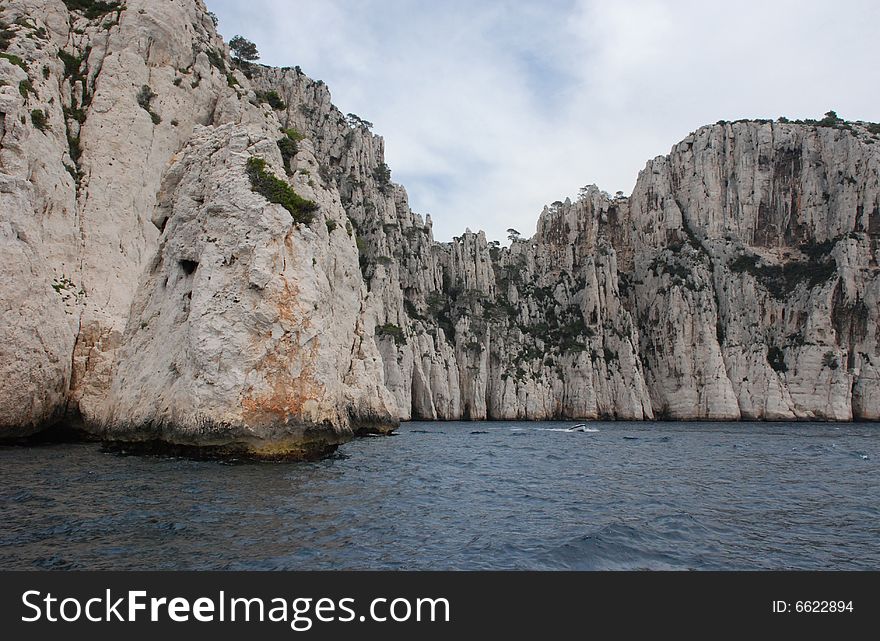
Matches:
[[93, 125, 396, 456], [269, 68, 880, 423], [627, 121, 880, 420], [250, 68, 656, 422], [0, 0, 80, 435], [0, 0, 398, 454], [0, 0, 878, 455], [1, 0, 231, 435]]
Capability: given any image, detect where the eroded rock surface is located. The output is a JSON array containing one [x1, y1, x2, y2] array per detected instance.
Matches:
[[1, 0, 877, 457]]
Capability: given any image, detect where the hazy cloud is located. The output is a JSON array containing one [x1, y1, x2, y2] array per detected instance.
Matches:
[[208, 0, 880, 241]]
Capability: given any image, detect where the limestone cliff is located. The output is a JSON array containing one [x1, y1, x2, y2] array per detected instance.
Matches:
[[625, 120, 880, 420], [258, 59, 880, 423], [0, 0, 877, 457], [0, 0, 396, 456]]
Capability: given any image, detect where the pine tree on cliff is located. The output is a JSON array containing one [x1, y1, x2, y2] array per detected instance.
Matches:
[[229, 35, 259, 62]]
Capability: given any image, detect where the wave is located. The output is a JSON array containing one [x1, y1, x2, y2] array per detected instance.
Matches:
[[542, 514, 726, 571]]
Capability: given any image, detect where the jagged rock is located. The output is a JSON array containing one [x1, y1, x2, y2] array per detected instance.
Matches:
[[625, 120, 880, 419], [91, 124, 397, 457], [0, 0, 878, 456]]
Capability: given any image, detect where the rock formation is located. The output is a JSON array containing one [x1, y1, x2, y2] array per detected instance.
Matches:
[[0, 0, 877, 457]]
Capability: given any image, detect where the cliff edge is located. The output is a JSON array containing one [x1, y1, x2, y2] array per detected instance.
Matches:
[[1, 0, 877, 457]]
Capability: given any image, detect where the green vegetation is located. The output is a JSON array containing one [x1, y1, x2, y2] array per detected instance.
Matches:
[[51, 275, 76, 293], [282, 127, 305, 142], [496, 258, 525, 288], [729, 249, 837, 299], [276, 130, 300, 174], [816, 110, 848, 129], [58, 49, 84, 77], [426, 292, 446, 314], [18, 78, 34, 99], [484, 297, 517, 322], [717, 111, 880, 137], [57, 44, 91, 188], [373, 162, 391, 193], [517, 310, 594, 354], [325, 220, 337, 234], [256, 90, 286, 110], [279, 129, 306, 169], [346, 113, 373, 130], [776, 110, 866, 134], [245, 156, 318, 224], [799, 238, 837, 261], [729, 253, 759, 273], [717, 118, 773, 126], [376, 323, 406, 346], [822, 351, 839, 370], [276, 136, 297, 172], [0, 21, 15, 50], [558, 319, 592, 353], [229, 35, 259, 62], [61, 0, 123, 20], [403, 299, 422, 320], [66, 131, 82, 179], [205, 48, 225, 72], [62, 105, 86, 125], [0, 52, 27, 70], [30, 108, 48, 131], [812, 111, 856, 131], [647, 246, 708, 292], [136, 85, 161, 124]]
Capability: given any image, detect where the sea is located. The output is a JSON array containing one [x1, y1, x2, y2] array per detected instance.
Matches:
[[1, 421, 878, 570]]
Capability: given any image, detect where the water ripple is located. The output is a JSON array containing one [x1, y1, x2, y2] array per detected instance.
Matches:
[[1, 420, 878, 569]]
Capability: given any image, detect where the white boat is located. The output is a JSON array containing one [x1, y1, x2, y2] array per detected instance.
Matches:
[[566, 423, 597, 433]]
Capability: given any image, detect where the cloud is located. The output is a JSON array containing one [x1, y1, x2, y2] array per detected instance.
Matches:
[[208, 0, 880, 242]]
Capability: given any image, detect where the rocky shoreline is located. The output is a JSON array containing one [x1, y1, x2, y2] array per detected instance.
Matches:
[[0, 0, 878, 459]]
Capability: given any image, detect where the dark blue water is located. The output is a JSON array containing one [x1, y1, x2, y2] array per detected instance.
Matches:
[[1, 421, 878, 570]]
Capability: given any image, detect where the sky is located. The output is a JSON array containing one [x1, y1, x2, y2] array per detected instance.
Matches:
[[207, 0, 880, 242]]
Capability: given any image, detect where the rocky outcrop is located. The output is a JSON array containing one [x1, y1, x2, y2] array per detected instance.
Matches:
[[262, 58, 880, 423], [93, 124, 396, 457], [0, 0, 397, 455], [0, 1, 877, 457], [247, 67, 655, 422], [625, 120, 880, 420], [1, 0, 237, 437]]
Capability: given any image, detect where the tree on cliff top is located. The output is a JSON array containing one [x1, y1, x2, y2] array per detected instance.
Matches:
[[229, 35, 259, 62], [820, 110, 842, 126]]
